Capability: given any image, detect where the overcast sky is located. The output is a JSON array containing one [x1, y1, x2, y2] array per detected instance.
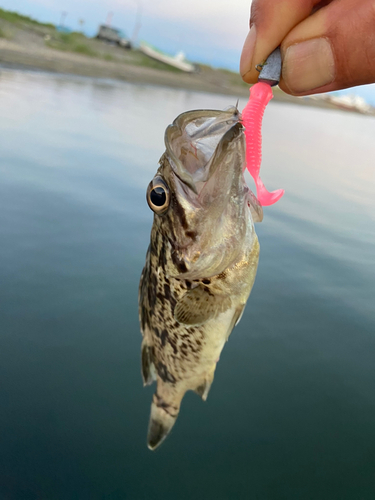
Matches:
[[2, 0, 252, 69]]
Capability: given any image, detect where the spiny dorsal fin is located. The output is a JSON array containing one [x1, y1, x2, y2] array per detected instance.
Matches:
[[174, 285, 231, 325], [141, 343, 156, 386]]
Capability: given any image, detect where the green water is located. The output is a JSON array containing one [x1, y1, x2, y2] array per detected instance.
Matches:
[[0, 69, 375, 500]]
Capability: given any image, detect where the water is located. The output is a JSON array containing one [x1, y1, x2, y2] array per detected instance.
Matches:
[[0, 69, 374, 500]]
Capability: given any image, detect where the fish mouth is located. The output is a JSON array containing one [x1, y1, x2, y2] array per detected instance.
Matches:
[[164, 106, 244, 196], [163, 107, 258, 279]]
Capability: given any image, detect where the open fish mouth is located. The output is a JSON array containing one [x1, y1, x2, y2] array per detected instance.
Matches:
[[161, 106, 262, 279], [164, 106, 243, 196]]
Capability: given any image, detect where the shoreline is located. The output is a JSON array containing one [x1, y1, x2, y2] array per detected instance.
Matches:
[[0, 23, 372, 115], [0, 38, 339, 110], [0, 38, 252, 97]]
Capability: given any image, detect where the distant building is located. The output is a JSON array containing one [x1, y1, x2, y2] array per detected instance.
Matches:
[[96, 25, 131, 49]]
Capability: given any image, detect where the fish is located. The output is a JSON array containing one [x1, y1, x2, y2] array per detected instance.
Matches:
[[138, 106, 263, 450]]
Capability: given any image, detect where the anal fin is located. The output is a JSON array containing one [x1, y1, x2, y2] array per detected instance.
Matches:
[[195, 364, 216, 401]]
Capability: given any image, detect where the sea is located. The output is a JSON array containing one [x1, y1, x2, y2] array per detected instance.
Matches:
[[0, 68, 374, 500]]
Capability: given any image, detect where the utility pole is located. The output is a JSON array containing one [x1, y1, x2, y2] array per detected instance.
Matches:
[[131, 0, 142, 45], [59, 11, 67, 28], [106, 11, 114, 27]]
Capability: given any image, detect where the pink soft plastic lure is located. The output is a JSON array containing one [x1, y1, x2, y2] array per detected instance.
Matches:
[[242, 82, 284, 206]]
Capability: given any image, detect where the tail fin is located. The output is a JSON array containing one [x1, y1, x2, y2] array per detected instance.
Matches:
[[147, 392, 180, 450]]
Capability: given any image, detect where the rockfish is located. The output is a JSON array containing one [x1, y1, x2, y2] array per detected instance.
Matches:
[[139, 106, 263, 450]]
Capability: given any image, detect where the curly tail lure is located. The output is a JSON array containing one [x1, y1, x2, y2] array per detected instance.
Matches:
[[242, 48, 284, 207]]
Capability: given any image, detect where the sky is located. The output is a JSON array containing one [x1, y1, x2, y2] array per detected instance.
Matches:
[[334, 85, 375, 107], [1, 0, 252, 70]]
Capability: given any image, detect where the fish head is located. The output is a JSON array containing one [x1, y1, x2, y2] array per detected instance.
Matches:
[[146, 106, 263, 279]]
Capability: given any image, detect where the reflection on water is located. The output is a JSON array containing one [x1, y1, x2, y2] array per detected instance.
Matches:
[[0, 69, 374, 499]]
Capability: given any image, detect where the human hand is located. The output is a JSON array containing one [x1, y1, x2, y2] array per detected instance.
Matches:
[[240, 0, 375, 95]]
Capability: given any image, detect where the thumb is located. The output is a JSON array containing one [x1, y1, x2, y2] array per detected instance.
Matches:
[[280, 0, 375, 95]]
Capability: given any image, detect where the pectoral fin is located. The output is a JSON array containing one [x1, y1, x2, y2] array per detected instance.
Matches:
[[174, 285, 231, 326]]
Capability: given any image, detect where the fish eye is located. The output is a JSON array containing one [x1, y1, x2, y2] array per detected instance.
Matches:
[[146, 176, 170, 215]]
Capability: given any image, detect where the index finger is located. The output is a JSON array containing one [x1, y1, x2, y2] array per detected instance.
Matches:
[[240, 0, 323, 83]]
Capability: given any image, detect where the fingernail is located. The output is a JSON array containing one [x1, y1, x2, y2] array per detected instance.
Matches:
[[240, 26, 257, 78], [283, 38, 335, 93]]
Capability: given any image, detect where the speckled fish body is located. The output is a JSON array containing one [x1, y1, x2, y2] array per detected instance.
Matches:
[[139, 106, 263, 450]]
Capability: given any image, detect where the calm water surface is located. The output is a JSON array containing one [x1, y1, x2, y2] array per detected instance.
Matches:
[[0, 69, 374, 499]]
